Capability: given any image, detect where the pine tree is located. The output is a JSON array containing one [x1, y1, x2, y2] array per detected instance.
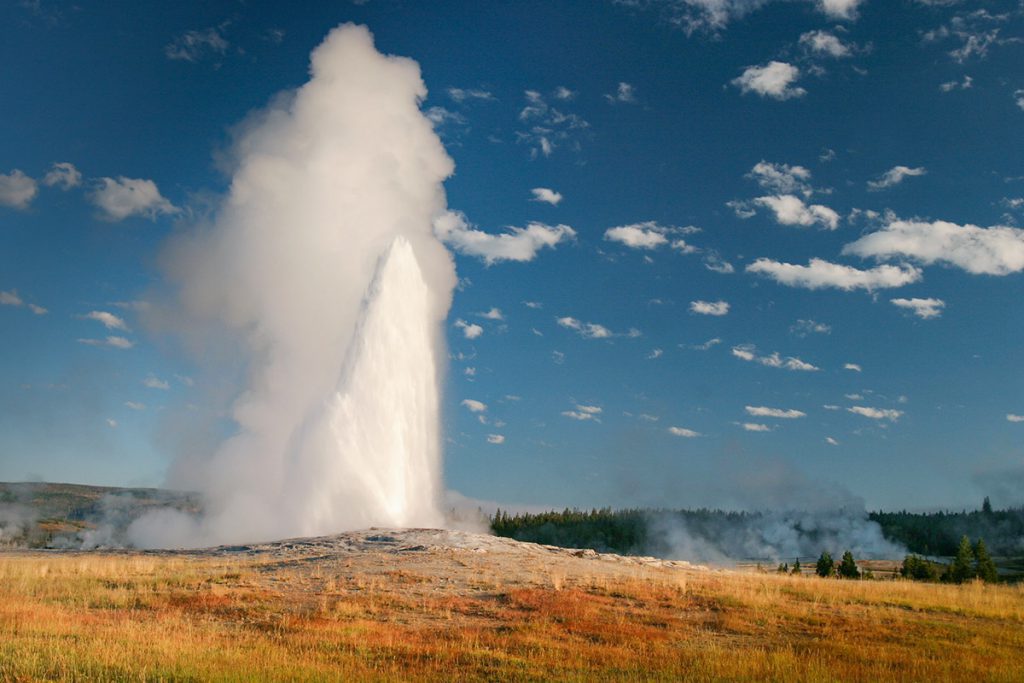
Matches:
[[982, 496, 993, 516], [815, 551, 834, 578], [945, 535, 976, 583], [791, 558, 801, 575], [974, 538, 998, 583], [838, 550, 860, 579]]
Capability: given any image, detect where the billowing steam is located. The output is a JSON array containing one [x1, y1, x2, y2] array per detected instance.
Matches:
[[136, 24, 457, 548]]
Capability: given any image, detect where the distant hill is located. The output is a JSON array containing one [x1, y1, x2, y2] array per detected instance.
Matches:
[[0, 482, 198, 548]]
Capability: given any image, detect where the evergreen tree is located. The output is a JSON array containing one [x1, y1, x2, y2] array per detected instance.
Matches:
[[982, 496, 993, 515], [973, 538, 998, 583], [900, 554, 939, 581], [791, 558, 801, 575], [815, 551, 834, 578], [944, 535, 976, 583], [838, 550, 860, 579]]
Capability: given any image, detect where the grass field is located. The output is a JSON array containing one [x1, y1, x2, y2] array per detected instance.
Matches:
[[1, 549, 1023, 682]]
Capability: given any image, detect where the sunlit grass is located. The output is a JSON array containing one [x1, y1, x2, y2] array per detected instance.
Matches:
[[1, 552, 1022, 681]]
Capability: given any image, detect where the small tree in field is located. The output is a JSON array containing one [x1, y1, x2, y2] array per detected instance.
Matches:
[[815, 551, 834, 578], [791, 558, 801, 575], [944, 535, 976, 584], [974, 539, 998, 583], [838, 551, 860, 579]]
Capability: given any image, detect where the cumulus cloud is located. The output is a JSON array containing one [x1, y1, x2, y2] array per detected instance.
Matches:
[[454, 319, 483, 339], [799, 30, 852, 57], [446, 87, 495, 102], [42, 162, 82, 190], [818, 0, 863, 20], [703, 251, 735, 274], [461, 399, 487, 413], [748, 161, 814, 197], [732, 61, 805, 100], [83, 310, 129, 331], [478, 307, 503, 320], [790, 319, 831, 336], [690, 300, 729, 316], [745, 406, 807, 418], [891, 297, 945, 319], [742, 423, 772, 432], [91, 177, 178, 221], [731, 344, 820, 371], [841, 219, 1024, 276], [848, 406, 903, 421], [867, 166, 927, 191], [563, 404, 602, 421], [434, 211, 575, 264], [0, 169, 38, 209], [143, 374, 170, 390], [1007, 414, 1024, 423], [754, 195, 839, 230], [77, 336, 134, 349], [605, 82, 637, 104], [844, 363, 862, 372], [603, 221, 673, 249], [746, 258, 922, 291], [668, 426, 701, 437], [0, 290, 23, 306], [487, 434, 505, 444], [557, 316, 613, 339], [164, 26, 229, 62], [530, 187, 563, 205]]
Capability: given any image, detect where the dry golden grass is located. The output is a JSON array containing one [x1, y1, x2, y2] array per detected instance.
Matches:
[[1, 550, 1022, 682]]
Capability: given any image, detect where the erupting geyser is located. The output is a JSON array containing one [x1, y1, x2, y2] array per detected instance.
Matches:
[[134, 24, 458, 548]]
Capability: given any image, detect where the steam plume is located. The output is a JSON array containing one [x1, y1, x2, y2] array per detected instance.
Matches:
[[140, 24, 457, 548]]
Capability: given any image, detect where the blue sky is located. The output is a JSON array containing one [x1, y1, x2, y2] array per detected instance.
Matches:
[[2, 0, 1023, 512]]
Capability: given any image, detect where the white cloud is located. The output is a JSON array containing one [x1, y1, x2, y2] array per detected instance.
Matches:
[[745, 406, 806, 419], [647, 348, 663, 359], [841, 219, 1024, 276], [516, 90, 589, 158], [530, 187, 563, 206], [91, 177, 178, 221], [867, 166, 927, 191], [848, 406, 903, 421], [487, 434, 505, 444], [0, 169, 38, 209], [636, 0, 861, 35], [754, 195, 839, 230], [799, 30, 852, 58], [461, 399, 487, 413], [557, 316, 613, 339], [742, 423, 772, 432], [703, 251, 735, 274], [605, 82, 637, 104], [523, 301, 543, 309], [746, 258, 922, 291], [479, 307, 504, 320], [454, 319, 484, 339], [28, 304, 48, 315], [823, 404, 841, 411], [844, 363, 862, 372], [425, 106, 467, 127], [732, 62, 806, 100], [1007, 414, 1024, 423], [818, 0, 863, 20], [825, 436, 839, 446], [77, 336, 134, 349], [671, 239, 700, 254], [125, 401, 146, 411], [165, 26, 229, 62], [554, 86, 576, 100], [891, 297, 945, 319], [604, 221, 672, 249], [42, 162, 82, 190], [0, 290, 23, 306], [563, 404, 602, 421], [748, 161, 814, 197], [731, 344, 820, 371], [106, 418, 118, 429], [790, 319, 831, 336], [690, 300, 729, 316], [446, 87, 495, 102], [940, 75, 973, 92], [1015, 89, 1024, 111], [434, 211, 575, 264], [668, 426, 701, 437], [143, 374, 170, 390], [83, 310, 129, 331], [692, 337, 722, 351]]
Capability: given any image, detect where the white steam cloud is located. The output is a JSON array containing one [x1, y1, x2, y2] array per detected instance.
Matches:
[[141, 25, 461, 548]]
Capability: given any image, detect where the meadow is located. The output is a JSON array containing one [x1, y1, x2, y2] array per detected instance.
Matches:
[[2, 544, 1023, 682]]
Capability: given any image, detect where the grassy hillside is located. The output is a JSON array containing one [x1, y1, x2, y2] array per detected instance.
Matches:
[[1, 549, 1022, 681]]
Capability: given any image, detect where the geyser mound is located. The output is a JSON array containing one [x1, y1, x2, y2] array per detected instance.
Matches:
[[137, 24, 457, 548]]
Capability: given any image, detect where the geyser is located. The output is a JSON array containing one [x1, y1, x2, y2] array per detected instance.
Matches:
[[137, 24, 457, 548]]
